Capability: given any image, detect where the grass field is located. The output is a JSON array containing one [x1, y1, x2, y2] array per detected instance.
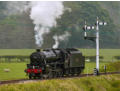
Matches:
[[80, 49, 120, 61], [0, 49, 35, 56], [84, 62, 108, 73], [0, 74, 120, 91], [0, 62, 109, 81], [0, 63, 27, 80]]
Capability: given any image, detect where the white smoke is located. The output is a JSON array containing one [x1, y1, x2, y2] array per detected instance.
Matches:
[[52, 31, 70, 49], [29, 1, 64, 47], [53, 35, 59, 49], [5, 1, 64, 47]]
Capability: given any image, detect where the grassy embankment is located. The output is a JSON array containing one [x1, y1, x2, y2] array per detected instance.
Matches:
[[0, 74, 120, 91]]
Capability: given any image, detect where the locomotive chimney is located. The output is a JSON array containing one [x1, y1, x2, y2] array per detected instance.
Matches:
[[36, 49, 40, 52]]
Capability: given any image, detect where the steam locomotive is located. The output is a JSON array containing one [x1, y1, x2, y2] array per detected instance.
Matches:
[[25, 48, 85, 79]]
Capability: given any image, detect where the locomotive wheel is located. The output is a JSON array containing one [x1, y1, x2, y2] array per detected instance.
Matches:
[[29, 74, 32, 79], [55, 72, 59, 77], [33, 76, 37, 79], [71, 73, 74, 76], [70, 68, 74, 76], [53, 72, 56, 78], [65, 69, 69, 76], [55, 69, 63, 77], [59, 71, 63, 77], [52, 72, 55, 78], [57, 72, 61, 77], [46, 68, 53, 78], [60, 71, 64, 77], [77, 68, 81, 76], [48, 71, 53, 78], [74, 68, 78, 75]]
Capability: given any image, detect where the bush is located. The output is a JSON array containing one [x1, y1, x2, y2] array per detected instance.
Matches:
[[100, 61, 120, 72]]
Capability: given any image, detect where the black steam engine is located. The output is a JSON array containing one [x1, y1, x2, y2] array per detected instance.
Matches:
[[25, 48, 85, 79]]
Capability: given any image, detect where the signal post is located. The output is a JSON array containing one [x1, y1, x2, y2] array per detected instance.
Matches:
[[83, 17, 107, 75]]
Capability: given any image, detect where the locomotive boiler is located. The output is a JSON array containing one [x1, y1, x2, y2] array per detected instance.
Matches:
[[25, 48, 85, 79]]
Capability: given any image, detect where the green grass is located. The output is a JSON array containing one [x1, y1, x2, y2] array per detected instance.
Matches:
[[100, 61, 120, 72], [83, 62, 108, 73], [80, 49, 120, 61], [0, 62, 108, 81], [0, 49, 35, 56], [0, 74, 120, 91], [0, 63, 28, 81], [0, 61, 118, 81]]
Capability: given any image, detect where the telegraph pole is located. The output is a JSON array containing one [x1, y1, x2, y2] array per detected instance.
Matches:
[[83, 17, 107, 75]]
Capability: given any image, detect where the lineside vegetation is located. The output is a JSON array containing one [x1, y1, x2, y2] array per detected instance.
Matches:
[[0, 75, 120, 91]]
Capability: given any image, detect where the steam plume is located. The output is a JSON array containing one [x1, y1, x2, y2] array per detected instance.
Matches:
[[29, 1, 64, 47], [52, 31, 70, 48], [5, 1, 64, 47]]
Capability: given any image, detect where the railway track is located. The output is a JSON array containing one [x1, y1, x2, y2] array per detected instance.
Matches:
[[0, 72, 120, 86]]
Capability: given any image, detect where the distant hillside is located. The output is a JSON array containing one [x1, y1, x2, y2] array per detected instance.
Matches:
[[49, 1, 119, 48], [0, 13, 36, 48], [99, 2, 120, 27], [0, 1, 120, 48]]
